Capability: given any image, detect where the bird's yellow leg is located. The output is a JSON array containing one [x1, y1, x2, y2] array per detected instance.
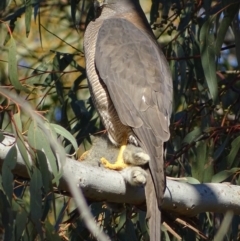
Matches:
[[78, 151, 89, 161], [101, 137, 129, 170]]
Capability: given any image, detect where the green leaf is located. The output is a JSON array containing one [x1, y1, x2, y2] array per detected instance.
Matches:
[[192, 41, 205, 84], [214, 135, 230, 161], [116, 211, 126, 233], [51, 123, 78, 152], [8, 37, 29, 92], [214, 211, 234, 240], [25, 0, 32, 37], [212, 167, 239, 182], [182, 127, 201, 144], [17, 136, 32, 173], [191, 141, 207, 182], [30, 167, 43, 239], [2, 145, 17, 205], [13, 112, 22, 132], [26, 62, 50, 85], [28, 121, 62, 185], [191, 140, 214, 182], [226, 136, 240, 168], [45, 221, 62, 241], [177, 1, 193, 31], [14, 200, 28, 240], [36, 150, 52, 194], [125, 219, 138, 241], [180, 177, 201, 184], [200, 18, 218, 103], [0, 131, 5, 143], [0, 0, 12, 11], [215, 4, 239, 55], [232, 13, 240, 67]]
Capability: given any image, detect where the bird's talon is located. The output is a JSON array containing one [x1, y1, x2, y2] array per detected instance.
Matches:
[[101, 157, 128, 170]]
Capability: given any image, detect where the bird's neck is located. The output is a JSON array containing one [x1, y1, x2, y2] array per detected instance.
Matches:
[[100, 0, 142, 17]]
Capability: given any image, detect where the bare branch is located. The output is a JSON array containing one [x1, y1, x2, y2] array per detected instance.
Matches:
[[0, 134, 240, 216]]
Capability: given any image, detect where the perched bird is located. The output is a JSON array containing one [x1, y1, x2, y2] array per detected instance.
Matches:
[[84, 0, 172, 240]]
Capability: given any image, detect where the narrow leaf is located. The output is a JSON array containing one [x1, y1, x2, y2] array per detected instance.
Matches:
[[226, 136, 240, 168], [30, 167, 43, 238], [15, 201, 28, 240], [0, 132, 5, 143], [215, 5, 239, 55], [232, 12, 240, 67], [51, 123, 78, 152], [28, 121, 61, 185], [212, 167, 239, 182], [8, 37, 29, 92], [36, 150, 52, 194], [13, 112, 22, 132], [0, 0, 12, 11], [182, 127, 201, 144], [2, 145, 17, 204], [200, 18, 218, 103], [25, 0, 32, 37]]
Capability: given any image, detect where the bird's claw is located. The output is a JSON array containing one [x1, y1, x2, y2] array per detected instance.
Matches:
[[101, 157, 128, 170]]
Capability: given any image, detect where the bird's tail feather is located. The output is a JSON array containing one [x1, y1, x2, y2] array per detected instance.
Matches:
[[145, 172, 161, 241]]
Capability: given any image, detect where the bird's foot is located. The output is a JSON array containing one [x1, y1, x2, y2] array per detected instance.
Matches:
[[78, 150, 89, 161], [101, 144, 129, 170]]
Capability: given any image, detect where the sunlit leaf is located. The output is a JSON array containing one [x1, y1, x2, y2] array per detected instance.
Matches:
[[51, 123, 78, 152], [28, 121, 60, 185], [13, 112, 22, 132], [17, 137, 32, 172], [8, 37, 29, 92], [181, 177, 201, 184], [212, 167, 239, 182]]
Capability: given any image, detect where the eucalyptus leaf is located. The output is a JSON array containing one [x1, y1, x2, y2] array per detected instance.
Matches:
[[212, 168, 239, 182], [51, 123, 78, 152], [2, 145, 17, 204], [200, 18, 218, 103], [215, 4, 239, 55], [8, 37, 29, 92], [226, 136, 240, 168], [30, 167, 43, 239], [25, 0, 32, 37], [182, 127, 201, 144]]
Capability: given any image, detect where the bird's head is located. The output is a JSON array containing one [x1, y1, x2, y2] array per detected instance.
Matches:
[[94, 0, 140, 11]]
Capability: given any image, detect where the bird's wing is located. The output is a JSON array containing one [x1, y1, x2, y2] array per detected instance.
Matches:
[[95, 18, 172, 139], [95, 17, 172, 238]]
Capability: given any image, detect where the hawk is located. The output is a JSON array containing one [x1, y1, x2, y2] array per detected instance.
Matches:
[[84, 0, 172, 240]]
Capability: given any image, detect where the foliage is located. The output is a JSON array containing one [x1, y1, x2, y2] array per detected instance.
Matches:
[[0, 0, 240, 240]]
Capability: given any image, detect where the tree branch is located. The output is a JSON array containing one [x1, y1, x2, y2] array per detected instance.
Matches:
[[0, 134, 239, 216]]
